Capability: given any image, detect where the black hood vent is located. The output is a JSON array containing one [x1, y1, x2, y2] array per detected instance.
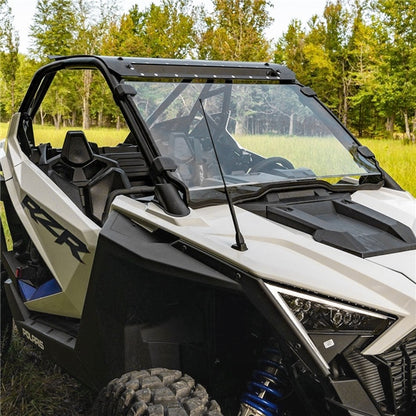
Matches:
[[266, 195, 416, 258]]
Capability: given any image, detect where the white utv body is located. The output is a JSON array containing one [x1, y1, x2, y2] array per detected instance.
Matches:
[[1, 56, 415, 416]]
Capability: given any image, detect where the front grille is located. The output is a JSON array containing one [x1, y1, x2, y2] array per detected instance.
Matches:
[[346, 333, 416, 415], [347, 350, 386, 404]]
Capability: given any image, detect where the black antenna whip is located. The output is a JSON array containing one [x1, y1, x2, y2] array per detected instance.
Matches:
[[199, 99, 248, 252]]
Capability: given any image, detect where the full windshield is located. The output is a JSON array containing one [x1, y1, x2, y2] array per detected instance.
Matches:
[[127, 79, 380, 204]]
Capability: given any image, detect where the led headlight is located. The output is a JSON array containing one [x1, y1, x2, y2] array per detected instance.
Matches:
[[265, 283, 397, 370], [272, 286, 395, 335]]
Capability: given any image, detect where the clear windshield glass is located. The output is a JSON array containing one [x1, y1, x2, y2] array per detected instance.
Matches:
[[127, 79, 380, 203]]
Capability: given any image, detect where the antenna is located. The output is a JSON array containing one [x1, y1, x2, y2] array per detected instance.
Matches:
[[199, 99, 248, 252]]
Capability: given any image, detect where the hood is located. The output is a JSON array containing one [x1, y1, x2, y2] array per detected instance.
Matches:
[[352, 188, 416, 283], [111, 187, 416, 355]]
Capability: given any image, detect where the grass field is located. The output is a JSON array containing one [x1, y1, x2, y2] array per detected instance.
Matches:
[[1, 122, 415, 195], [1, 334, 94, 415], [1, 123, 416, 415], [360, 138, 416, 195]]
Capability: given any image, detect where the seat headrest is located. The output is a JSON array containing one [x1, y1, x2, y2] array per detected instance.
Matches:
[[61, 130, 93, 166]]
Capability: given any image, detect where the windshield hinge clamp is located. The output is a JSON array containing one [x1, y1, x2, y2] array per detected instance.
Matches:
[[114, 84, 137, 100]]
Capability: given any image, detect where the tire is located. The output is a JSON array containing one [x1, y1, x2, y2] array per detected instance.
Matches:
[[1, 270, 13, 363], [94, 368, 224, 416]]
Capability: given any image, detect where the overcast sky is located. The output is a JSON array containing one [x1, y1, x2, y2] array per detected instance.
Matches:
[[8, 0, 328, 54]]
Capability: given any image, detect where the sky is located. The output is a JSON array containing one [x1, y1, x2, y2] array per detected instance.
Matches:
[[8, 0, 328, 54]]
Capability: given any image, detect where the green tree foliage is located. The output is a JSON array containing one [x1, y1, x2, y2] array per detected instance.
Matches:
[[274, 0, 416, 139], [30, 0, 76, 58], [276, 1, 356, 124], [132, 0, 197, 58], [28, 0, 76, 128], [102, 0, 197, 58], [1, 0, 415, 140], [71, 1, 120, 129], [30, 0, 119, 128], [0, 0, 20, 115], [199, 0, 272, 61], [371, 0, 416, 140]]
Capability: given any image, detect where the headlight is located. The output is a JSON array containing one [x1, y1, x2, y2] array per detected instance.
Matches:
[[278, 289, 395, 335], [265, 283, 397, 366]]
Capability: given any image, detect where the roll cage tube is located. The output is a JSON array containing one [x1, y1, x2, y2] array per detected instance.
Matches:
[[16, 55, 190, 215], [19, 56, 163, 164]]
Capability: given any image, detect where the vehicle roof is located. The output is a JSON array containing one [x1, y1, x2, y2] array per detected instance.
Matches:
[[52, 55, 296, 82]]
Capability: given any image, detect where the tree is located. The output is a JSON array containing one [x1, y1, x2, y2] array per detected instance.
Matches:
[[102, 0, 197, 59], [30, 0, 120, 129], [274, 19, 307, 79], [0, 0, 20, 116], [30, 0, 76, 58], [344, 0, 379, 136], [71, 0, 119, 129], [199, 0, 272, 61], [29, 0, 77, 128], [273, 1, 376, 132], [134, 0, 197, 58], [101, 13, 143, 56], [372, 0, 416, 141]]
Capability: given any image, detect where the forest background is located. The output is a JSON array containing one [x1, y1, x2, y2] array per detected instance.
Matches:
[[1, 0, 416, 142], [1, 1, 416, 414]]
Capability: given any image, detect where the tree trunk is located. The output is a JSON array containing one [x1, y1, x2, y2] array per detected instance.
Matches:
[[289, 113, 294, 136], [53, 114, 61, 129], [40, 106, 45, 125], [10, 80, 16, 113], [385, 116, 394, 137], [98, 108, 103, 128], [342, 79, 349, 126], [403, 110, 411, 141], [82, 70, 93, 130]]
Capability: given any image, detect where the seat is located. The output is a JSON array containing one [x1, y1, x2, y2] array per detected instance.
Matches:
[[48, 130, 118, 185], [61, 130, 94, 166], [46, 130, 119, 213]]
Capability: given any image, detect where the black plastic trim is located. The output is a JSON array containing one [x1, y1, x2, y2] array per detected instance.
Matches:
[[171, 240, 331, 378], [3, 278, 94, 387], [266, 195, 416, 258], [75, 210, 240, 388], [329, 379, 382, 416]]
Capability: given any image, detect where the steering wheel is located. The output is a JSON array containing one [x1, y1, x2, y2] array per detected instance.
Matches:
[[249, 156, 294, 173]]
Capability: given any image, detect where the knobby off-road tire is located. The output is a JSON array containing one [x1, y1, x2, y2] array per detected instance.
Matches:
[[94, 368, 224, 416], [1, 270, 13, 363]]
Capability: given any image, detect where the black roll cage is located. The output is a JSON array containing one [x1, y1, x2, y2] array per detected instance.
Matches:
[[17, 56, 193, 214], [16, 55, 298, 213], [17, 55, 401, 210]]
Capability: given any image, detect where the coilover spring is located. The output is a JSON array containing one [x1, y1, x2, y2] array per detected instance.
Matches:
[[239, 347, 291, 416]]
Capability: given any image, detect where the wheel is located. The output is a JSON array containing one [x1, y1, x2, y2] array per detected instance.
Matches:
[[250, 156, 294, 173], [94, 368, 223, 416], [1, 270, 13, 363]]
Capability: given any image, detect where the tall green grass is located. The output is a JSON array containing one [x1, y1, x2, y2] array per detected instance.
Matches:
[[1, 333, 94, 416], [31, 124, 130, 148], [1, 122, 415, 196], [361, 138, 416, 196], [238, 135, 369, 178], [237, 134, 416, 196], [0, 122, 129, 148]]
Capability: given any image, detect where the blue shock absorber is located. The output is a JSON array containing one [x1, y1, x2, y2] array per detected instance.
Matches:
[[239, 347, 291, 416]]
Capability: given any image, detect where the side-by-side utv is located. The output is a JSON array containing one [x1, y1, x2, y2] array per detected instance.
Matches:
[[1, 55, 415, 416]]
